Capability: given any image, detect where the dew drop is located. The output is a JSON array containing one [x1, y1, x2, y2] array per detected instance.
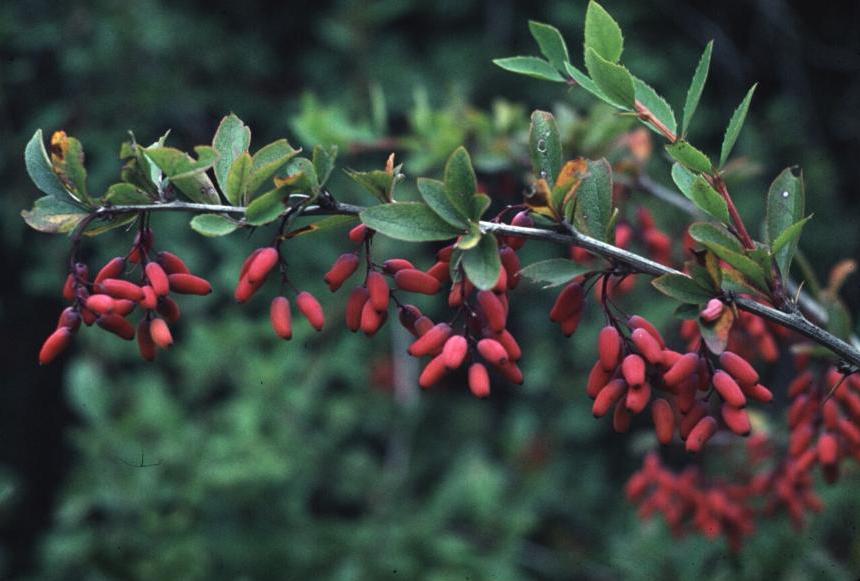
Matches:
[[536, 139, 547, 153], [781, 191, 790, 198], [539, 170, 548, 179]]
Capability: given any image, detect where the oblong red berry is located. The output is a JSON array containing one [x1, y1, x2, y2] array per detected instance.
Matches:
[[324, 253, 359, 292], [137, 319, 156, 362], [95, 257, 126, 284], [96, 314, 135, 340], [613, 401, 632, 433], [56, 307, 81, 332], [239, 248, 264, 280], [247, 247, 280, 285], [631, 328, 662, 365], [822, 399, 841, 431], [586, 361, 611, 399], [149, 317, 173, 349], [468, 363, 491, 398], [625, 382, 651, 414], [492, 267, 508, 293], [140, 285, 158, 310], [128, 228, 154, 263], [346, 287, 369, 332], [408, 323, 452, 357], [477, 291, 506, 333], [295, 291, 324, 331], [397, 304, 422, 335], [786, 370, 813, 397], [414, 316, 435, 337], [270, 296, 293, 340], [394, 269, 441, 295], [685, 416, 718, 453], [39, 327, 72, 365], [837, 418, 860, 446], [436, 245, 454, 262], [499, 246, 521, 290], [156, 297, 181, 323], [157, 251, 190, 274], [680, 403, 707, 440], [62, 273, 76, 302], [168, 274, 212, 295], [99, 279, 145, 302], [699, 298, 724, 323], [719, 351, 759, 386], [559, 311, 583, 337], [598, 326, 622, 371], [818, 432, 838, 466], [382, 258, 415, 274], [627, 315, 666, 349], [498, 361, 524, 385], [113, 299, 136, 317], [426, 261, 451, 284], [621, 354, 646, 386], [494, 329, 522, 361], [348, 223, 370, 244], [234, 275, 261, 304], [663, 352, 699, 387], [85, 294, 115, 315], [652, 398, 674, 444], [366, 271, 390, 311], [721, 403, 751, 436], [360, 300, 384, 336], [550, 283, 584, 323], [593, 379, 627, 418], [789, 424, 815, 457], [713, 370, 747, 408], [419, 355, 449, 389], [441, 335, 468, 369], [477, 338, 508, 367], [145, 262, 170, 297]]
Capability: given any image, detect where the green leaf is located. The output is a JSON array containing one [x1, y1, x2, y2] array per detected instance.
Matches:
[[673, 303, 701, 320], [564, 62, 612, 104], [520, 258, 593, 288], [212, 113, 251, 194], [344, 168, 397, 203], [529, 110, 563, 186], [25, 130, 78, 203], [682, 41, 713, 136], [651, 273, 714, 304], [105, 183, 152, 205], [529, 21, 569, 71], [21, 196, 88, 234], [443, 146, 477, 217], [248, 139, 301, 195], [456, 221, 483, 250], [492, 57, 565, 82], [190, 214, 240, 237], [462, 234, 501, 291], [771, 215, 812, 256], [224, 152, 253, 206], [312, 144, 338, 187], [688, 222, 768, 290], [719, 84, 757, 168], [687, 221, 744, 253], [670, 163, 729, 222], [584, 1, 623, 63], [665, 141, 713, 173], [471, 193, 491, 221], [417, 177, 468, 228], [360, 202, 464, 242], [49, 132, 89, 202], [274, 157, 319, 194], [145, 145, 220, 204], [765, 167, 806, 276], [584, 48, 635, 109], [633, 77, 677, 137], [573, 159, 613, 242], [244, 187, 289, 226], [289, 214, 358, 238]]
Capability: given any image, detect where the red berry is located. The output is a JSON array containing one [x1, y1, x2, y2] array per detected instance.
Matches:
[[627, 315, 666, 349], [137, 319, 156, 362], [94, 257, 126, 284], [477, 290, 506, 333], [156, 297, 181, 323], [713, 370, 747, 408], [99, 279, 144, 302], [621, 354, 646, 386], [625, 382, 651, 414], [419, 355, 448, 389], [113, 299, 136, 317], [408, 323, 452, 357], [818, 432, 838, 466], [366, 271, 390, 311], [39, 327, 72, 365], [149, 317, 173, 349], [145, 262, 170, 297], [56, 307, 81, 332], [598, 326, 622, 371], [247, 247, 280, 285], [652, 398, 674, 444], [494, 329, 522, 361], [477, 338, 508, 367], [324, 253, 359, 292], [345, 287, 370, 332], [719, 351, 759, 386], [425, 261, 451, 284], [295, 291, 324, 331], [685, 417, 718, 453], [586, 361, 611, 399], [96, 314, 135, 340], [62, 273, 76, 302], [699, 298, 724, 323], [593, 379, 627, 418], [436, 245, 454, 262], [128, 228, 154, 263], [559, 311, 583, 337], [468, 363, 491, 398], [441, 335, 468, 369], [239, 248, 264, 280], [631, 328, 662, 365], [234, 275, 261, 303], [168, 274, 212, 295], [382, 258, 415, 274], [497, 361, 524, 385], [270, 296, 293, 340], [499, 246, 521, 289], [85, 294, 115, 315], [157, 251, 190, 274], [413, 316, 435, 337], [613, 401, 632, 433], [348, 223, 370, 244], [396, 304, 422, 335], [550, 283, 584, 323], [360, 300, 385, 336], [394, 269, 441, 295], [140, 286, 158, 310], [663, 353, 699, 387], [721, 403, 751, 436]]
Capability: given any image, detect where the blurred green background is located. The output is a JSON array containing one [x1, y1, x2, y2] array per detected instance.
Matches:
[[3, 0, 860, 579]]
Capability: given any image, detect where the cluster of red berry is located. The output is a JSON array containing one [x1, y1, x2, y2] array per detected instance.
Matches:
[[40, 228, 211, 364]]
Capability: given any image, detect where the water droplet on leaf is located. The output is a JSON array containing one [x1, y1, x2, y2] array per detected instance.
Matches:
[[537, 139, 547, 153], [781, 191, 790, 198]]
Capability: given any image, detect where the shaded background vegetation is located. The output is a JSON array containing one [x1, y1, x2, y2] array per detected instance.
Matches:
[[2, 0, 860, 579]]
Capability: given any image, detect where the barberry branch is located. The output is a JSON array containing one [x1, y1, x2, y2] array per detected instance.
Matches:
[[84, 198, 860, 370]]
